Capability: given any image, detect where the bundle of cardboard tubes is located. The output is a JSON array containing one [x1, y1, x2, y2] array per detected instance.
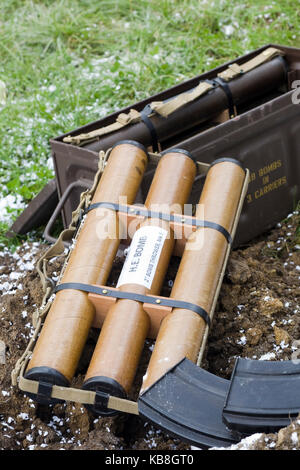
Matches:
[[23, 140, 246, 416]]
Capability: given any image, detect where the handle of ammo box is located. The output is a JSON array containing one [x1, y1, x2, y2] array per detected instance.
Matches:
[[43, 180, 91, 244]]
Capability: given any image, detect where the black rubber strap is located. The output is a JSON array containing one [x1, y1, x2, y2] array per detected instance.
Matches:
[[140, 104, 160, 152], [85, 202, 232, 244], [94, 390, 110, 411], [37, 381, 53, 401], [276, 55, 289, 88], [211, 77, 235, 118], [54, 282, 211, 327]]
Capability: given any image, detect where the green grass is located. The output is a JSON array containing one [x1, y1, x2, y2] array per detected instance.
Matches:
[[0, 0, 299, 247]]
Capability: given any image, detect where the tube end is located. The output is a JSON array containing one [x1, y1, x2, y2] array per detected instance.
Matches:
[[111, 140, 149, 159], [82, 376, 127, 417], [210, 157, 245, 172], [161, 147, 197, 164], [24, 366, 69, 405]]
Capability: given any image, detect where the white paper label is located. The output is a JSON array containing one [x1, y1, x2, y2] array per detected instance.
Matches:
[[117, 226, 168, 289]]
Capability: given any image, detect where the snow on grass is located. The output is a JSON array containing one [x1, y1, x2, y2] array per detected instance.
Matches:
[[0, 195, 26, 225]]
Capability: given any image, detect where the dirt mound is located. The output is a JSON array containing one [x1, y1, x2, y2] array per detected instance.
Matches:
[[0, 207, 299, 450]]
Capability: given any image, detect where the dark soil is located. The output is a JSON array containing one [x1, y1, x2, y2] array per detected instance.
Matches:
[[0, 208, 299, 451]]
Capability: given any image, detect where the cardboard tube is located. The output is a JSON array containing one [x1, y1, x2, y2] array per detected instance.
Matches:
[[140, 158, 246, 393], [25, 141, 148, 397], [83, 149, 196, 414]]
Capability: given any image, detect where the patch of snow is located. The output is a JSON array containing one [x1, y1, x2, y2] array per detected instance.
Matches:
[[291, 432, 298, 445], [237, 335, 247, 345], [18, 412, 29, 420], [211, 433, 263, 450], [221, 24, 235, 36], [259, 352, 276, 361], [0, 194, 25, 224]]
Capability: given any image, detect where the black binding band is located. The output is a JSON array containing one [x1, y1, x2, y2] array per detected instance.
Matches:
[[54, 282, 211, 327], [37, 381, 53, 401], [276, 55, 289, 89], [85, 202, 233, 244], [211, 77, 236, 118], [140, 104, 160, 152]]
